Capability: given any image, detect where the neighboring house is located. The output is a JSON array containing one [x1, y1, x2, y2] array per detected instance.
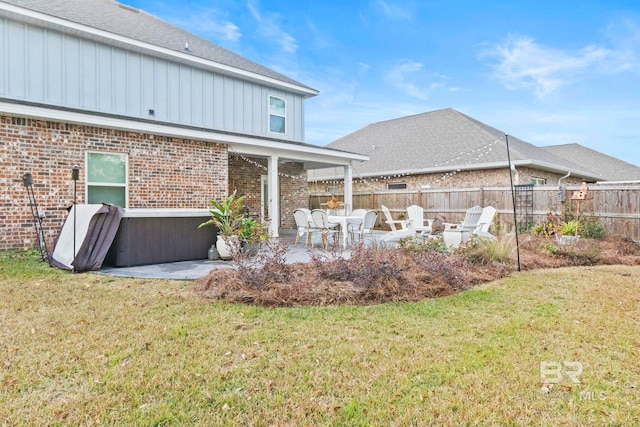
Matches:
[[308, 108, 612, 193], [0, 0, 367, 251], [541, 143, 640, 182]]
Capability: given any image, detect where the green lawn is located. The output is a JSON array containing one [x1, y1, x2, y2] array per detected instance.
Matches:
[[1, 252, 639, 425]]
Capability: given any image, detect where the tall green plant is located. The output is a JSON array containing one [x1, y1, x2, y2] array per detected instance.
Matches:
[[198, 190, 246, 236], [558, 219, 579, 236]]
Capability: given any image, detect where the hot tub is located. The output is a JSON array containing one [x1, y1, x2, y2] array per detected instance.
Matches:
[[105, 208, 216, 267]]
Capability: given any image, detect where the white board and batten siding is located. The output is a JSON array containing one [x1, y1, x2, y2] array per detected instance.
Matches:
[[0, 17, 305, 142]]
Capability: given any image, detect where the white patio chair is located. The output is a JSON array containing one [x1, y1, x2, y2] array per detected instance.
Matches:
[[346, 209, 368, 236], [473, 206, 497, 239], [379, 205, 413, 242], [348, 210, 378, 244], [293, 209, 315, 246], [310, 209, 341, 249], [443, 206, 483, 232], [406, 205, 434, 236]]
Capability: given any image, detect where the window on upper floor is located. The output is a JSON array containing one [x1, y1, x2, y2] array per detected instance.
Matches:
[[531, 177, 547, 186], [269, 95, 286, 134], [86, 151, 128, 207]]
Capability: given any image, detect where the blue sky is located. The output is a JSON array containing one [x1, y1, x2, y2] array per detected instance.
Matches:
[[124, 0, 640, 167]]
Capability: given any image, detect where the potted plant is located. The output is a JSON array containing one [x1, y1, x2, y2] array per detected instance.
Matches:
[[198, 190, 246, 259], [556, 219, 580, 245], [237, 217, 271, 252]]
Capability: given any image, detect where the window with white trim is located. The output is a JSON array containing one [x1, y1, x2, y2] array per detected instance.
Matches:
[[86, 152, 128, 207], [269, 95, 286, 134], [531, 177, 547, 186]]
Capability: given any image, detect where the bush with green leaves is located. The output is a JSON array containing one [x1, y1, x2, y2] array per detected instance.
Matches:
[[579, 217, 606, 239], [558, 219, 579, 236]]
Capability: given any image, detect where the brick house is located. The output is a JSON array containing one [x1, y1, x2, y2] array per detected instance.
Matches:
[[308, 107, 639, 194], [0, 0, 367, 251]]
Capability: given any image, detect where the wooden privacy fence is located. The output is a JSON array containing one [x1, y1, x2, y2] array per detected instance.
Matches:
[[309, 183, 640, 240]]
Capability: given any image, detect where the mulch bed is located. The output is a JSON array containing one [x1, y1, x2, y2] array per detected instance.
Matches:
[[195, 235, 640, 307]]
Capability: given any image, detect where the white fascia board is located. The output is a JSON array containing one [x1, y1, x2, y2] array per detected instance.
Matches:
[[1, 101, 367, 164], [0, 2, 318, 98]]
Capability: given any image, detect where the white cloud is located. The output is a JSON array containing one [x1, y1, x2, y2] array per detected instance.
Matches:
[[167, 8, 241, 42], [385, 60, 444, 99], [247, 2, 298, 53], [481, 36, 611, 98], [603, 17, 640, 73], [358, 62, 371, 75], [374, 0, 413, 20]]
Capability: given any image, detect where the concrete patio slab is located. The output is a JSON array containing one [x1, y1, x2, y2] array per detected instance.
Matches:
[[96, 230, 391, 280]]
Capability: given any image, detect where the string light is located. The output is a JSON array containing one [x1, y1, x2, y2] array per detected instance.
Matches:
[[311, 135, 506, 190], [230, 152, 307, 180]]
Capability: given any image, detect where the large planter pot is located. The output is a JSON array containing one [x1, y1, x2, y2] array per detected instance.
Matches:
[[443, 228, 471, 249], [556, 234, 581, 246], [216, 235, 240, 260]]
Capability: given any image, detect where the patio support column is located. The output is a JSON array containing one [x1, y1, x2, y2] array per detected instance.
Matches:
[[268, 155, 280, 237], [343, 164, 353, 215]]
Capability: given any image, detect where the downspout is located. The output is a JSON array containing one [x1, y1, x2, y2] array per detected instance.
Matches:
[[558, 171, 571, 186], [510, 164, 519, 185], [557, 171, 571, 203]]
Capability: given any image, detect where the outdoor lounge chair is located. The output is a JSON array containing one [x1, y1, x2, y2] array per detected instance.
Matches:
[[473, 206, 497, 239], [443, 206, 483, 232], [442, 206, 484, 248], [406, 205, 434, 236], [379, 205, 413, 242]]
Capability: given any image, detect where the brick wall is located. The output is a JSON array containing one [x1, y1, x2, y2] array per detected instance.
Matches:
[[228, 155, 307, 230], [309, 166, 585, 193], [1, 115, 228, 251]]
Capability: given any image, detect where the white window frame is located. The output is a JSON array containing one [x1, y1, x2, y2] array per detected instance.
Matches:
[[85, 151, 129, 207], [268, 95, 287, 135]]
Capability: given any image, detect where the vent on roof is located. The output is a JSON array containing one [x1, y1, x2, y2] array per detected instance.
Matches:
[[118, 3, 140, 13]]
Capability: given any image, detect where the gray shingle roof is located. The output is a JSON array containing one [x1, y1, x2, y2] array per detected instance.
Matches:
[[313, 108, 601, 179], [2, 0, 314, 93], [542, 143, 640, 182]]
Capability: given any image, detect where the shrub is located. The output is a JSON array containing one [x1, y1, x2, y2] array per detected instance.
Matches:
[[532, 222, 555, 237], [558, 219, 579, 236], [457, 236, 514, 265], [232, 238, 292, 289], [540, 242, 558, 254], [539, 239, 600, 265], [408, 250, 471, 291], [398, 235, 448, 253], [579, 217, 606, 239], [309, 243, 406, 289]]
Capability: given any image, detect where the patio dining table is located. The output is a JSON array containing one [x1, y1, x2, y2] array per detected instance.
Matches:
[[327, 214, 364, 249]]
